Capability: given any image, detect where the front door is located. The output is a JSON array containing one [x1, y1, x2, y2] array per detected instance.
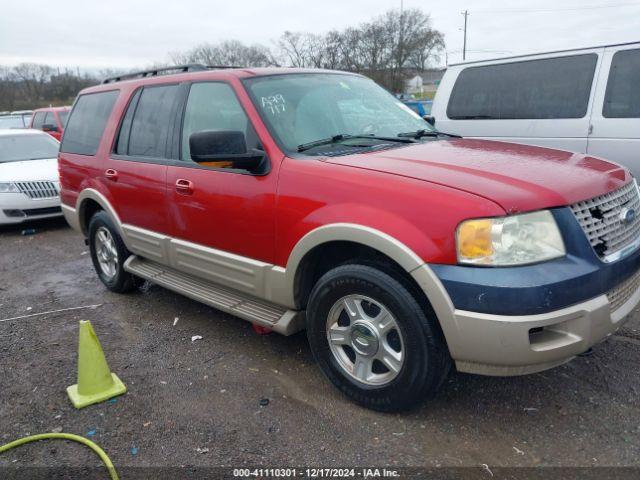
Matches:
[[166, 81, 279, 296]]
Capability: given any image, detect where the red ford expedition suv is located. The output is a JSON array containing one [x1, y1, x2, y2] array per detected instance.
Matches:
[[58, 65, 640, 411], [31, 106, 70, 141]]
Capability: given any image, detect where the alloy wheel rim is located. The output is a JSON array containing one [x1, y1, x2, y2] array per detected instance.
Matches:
[[326, 294, 404, 386], [94, 227, 118, 280]]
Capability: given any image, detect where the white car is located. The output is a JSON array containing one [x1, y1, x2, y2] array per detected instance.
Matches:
[[0, 129, 62, 225], [431, 41, 640, 177]]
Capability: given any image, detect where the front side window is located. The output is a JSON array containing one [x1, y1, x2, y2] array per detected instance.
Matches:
[[447, 54, 598, 120], [603, 48, 640, 118], [44, 111, 58, 128], [127, 85, 180, 158], [61, 90, 119, 155], [32, 112, 46, 129], [181, 82, 253, 164], [0, 134, 59, 163], [244, 73, 429, 152]]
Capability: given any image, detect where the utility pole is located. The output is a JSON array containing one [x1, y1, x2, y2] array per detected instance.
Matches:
[[461, 10, 469, 61]]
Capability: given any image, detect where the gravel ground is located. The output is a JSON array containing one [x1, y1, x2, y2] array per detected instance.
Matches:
[[1, 218, 639, 479]]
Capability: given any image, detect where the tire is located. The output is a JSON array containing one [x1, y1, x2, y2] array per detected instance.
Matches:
[[88, 211, 140, 293], [306, 264, 450, 412]]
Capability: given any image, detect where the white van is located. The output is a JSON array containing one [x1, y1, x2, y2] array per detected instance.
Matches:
[[432, 41, 640, 176]]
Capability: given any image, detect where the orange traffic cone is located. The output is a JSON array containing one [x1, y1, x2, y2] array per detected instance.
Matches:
[[66, 320, 126, 409]]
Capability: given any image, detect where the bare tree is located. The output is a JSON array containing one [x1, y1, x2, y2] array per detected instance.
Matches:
[[170, 40, 277, 67], [0, 63, 97, 111], [272, 7, 444, 91], [276, 31, 310, 67], [0, 7, 445, 110], [13, 63, 54, 103]]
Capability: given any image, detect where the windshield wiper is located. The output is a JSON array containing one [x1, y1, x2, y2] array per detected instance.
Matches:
[[397, 129, 461, 139], [297, 134, 414, 152]]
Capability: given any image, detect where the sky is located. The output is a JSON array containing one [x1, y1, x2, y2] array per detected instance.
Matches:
[[1, 0, 639, 71]]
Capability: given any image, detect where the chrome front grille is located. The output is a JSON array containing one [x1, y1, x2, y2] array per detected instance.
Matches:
[[570, 181, 640, 262], [15, 181, 59, 199], [607, 269, 640, 313]]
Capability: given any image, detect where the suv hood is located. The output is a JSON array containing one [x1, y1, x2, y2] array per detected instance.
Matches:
[[0, 158, 58, 183], [324, 139, 630, 213]]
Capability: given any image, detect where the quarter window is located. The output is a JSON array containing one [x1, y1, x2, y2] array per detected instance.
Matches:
[[603, 48, 640, 118], [60, 90, 119, 156], [127, 85, 180, 158], [447, 54, 598, 120]]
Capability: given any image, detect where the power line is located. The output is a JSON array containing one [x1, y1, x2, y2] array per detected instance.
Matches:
[[471, 2, 640, 14]]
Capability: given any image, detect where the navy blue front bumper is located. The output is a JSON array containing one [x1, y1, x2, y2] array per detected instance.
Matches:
[[430, 208, 640, 316]]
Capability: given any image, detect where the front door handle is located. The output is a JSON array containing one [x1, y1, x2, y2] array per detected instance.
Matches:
[[105, 169, 118, 181], [175, 178, 194, 195]]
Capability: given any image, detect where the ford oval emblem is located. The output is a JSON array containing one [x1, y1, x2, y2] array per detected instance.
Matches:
[[620, 208, 636, 224]]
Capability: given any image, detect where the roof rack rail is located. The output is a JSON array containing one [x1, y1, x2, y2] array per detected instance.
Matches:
[[101, 64, 246, 84]]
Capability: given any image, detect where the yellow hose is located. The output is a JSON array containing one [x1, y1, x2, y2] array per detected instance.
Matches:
[[0, 433, 118, 480]]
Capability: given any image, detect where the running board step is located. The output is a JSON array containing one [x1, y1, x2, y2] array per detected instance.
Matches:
[[124, 256, 304, 335]]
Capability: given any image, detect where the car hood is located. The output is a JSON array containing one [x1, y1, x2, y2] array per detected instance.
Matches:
[[324, 139, 631, 213], [0, 158, 59, 183]]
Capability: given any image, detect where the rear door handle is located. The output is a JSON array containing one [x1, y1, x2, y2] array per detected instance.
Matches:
[[175, 178, 194, 195], [105, 169, 118, 181]]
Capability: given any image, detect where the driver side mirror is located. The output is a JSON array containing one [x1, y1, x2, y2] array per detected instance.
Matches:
[[42, 123, 58, 132], [189, 130, 264, 171], [423, 115, 435, 127]]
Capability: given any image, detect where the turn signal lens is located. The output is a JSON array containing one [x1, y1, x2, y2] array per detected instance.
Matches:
[[457, 219, 494, 259]]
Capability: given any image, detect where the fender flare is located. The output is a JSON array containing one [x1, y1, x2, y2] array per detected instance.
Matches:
[[267, 223, 453, 314], [269, 222, 457, 353], [286, 223, 425, 274], [74, 188, 124, 237]]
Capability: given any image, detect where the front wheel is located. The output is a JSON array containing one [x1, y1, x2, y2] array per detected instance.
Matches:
[[88, 211, 140, 293], [306, 264, 450, 412]]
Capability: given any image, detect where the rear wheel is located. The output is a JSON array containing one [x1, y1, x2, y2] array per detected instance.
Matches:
[[306, 264, 450, 412], [88, 211, 140, 293]]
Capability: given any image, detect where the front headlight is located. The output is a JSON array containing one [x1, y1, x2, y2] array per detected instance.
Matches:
[[456, 210, 566, 266], [0, 182, 20, 193]]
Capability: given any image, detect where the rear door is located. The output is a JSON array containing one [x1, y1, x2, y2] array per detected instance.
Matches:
[[588, 45, 640, 177], [107, 84, 185, 250], [434, 51, 602, 153]]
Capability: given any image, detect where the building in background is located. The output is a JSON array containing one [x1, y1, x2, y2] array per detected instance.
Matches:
[[405, 68, 446, 98]]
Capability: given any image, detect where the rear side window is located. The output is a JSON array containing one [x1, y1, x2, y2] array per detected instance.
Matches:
[[126, 85, 180, 158], [447, 54, 598, 120], [603, 48, 640, 118], [32, 112, 46, 129], [61, 90, 119, 155]]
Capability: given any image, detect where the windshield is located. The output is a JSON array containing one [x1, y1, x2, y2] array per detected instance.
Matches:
[[59, 110, 69, 127], [0, 116, 27, 129], [0, 134, 60, 162], [244, 73, 433, 152]]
